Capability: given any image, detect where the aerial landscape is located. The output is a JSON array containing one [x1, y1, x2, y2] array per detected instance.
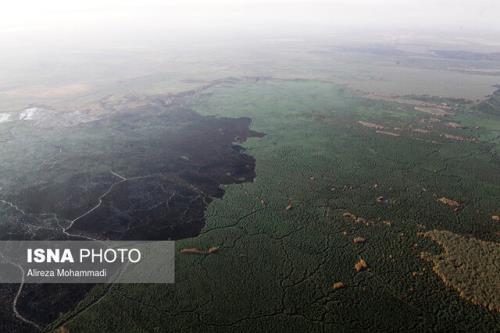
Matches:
[[0, 0, 499, 332]]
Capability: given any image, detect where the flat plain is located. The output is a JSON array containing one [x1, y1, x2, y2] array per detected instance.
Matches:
[[51, 79, 500, 332], [0, 37, 499, 332]]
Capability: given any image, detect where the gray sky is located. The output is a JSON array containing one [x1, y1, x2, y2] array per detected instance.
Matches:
[[0, 0, 499, 49]]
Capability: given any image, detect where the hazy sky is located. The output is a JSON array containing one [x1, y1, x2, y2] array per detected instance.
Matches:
[[0, 0, 499, 49]]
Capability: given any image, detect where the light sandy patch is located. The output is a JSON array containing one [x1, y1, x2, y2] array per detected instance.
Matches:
[[348, 64, 499, 99], [446, 122, 465, 129], [414, 106, 453, 117], [412, 128, 430, 134], [19, 107, 41, 120], [437, 197, 460, 207], [442, 133, 475, 142], [0, 113, 11, 123], [362, 93, 443, 107], [376, 130, 400, 137], [1, 84, 91, 99], [358, 121, 384, 130]]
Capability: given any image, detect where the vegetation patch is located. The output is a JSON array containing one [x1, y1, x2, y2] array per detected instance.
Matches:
[[421, 230, 500, 312]]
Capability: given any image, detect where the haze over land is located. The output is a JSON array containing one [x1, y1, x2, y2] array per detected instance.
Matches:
[[0, 1, 499, 332], [2, 0, 500, 93]]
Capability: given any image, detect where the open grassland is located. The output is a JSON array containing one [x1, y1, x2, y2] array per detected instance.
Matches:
[[54, 80, 500, 332]]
